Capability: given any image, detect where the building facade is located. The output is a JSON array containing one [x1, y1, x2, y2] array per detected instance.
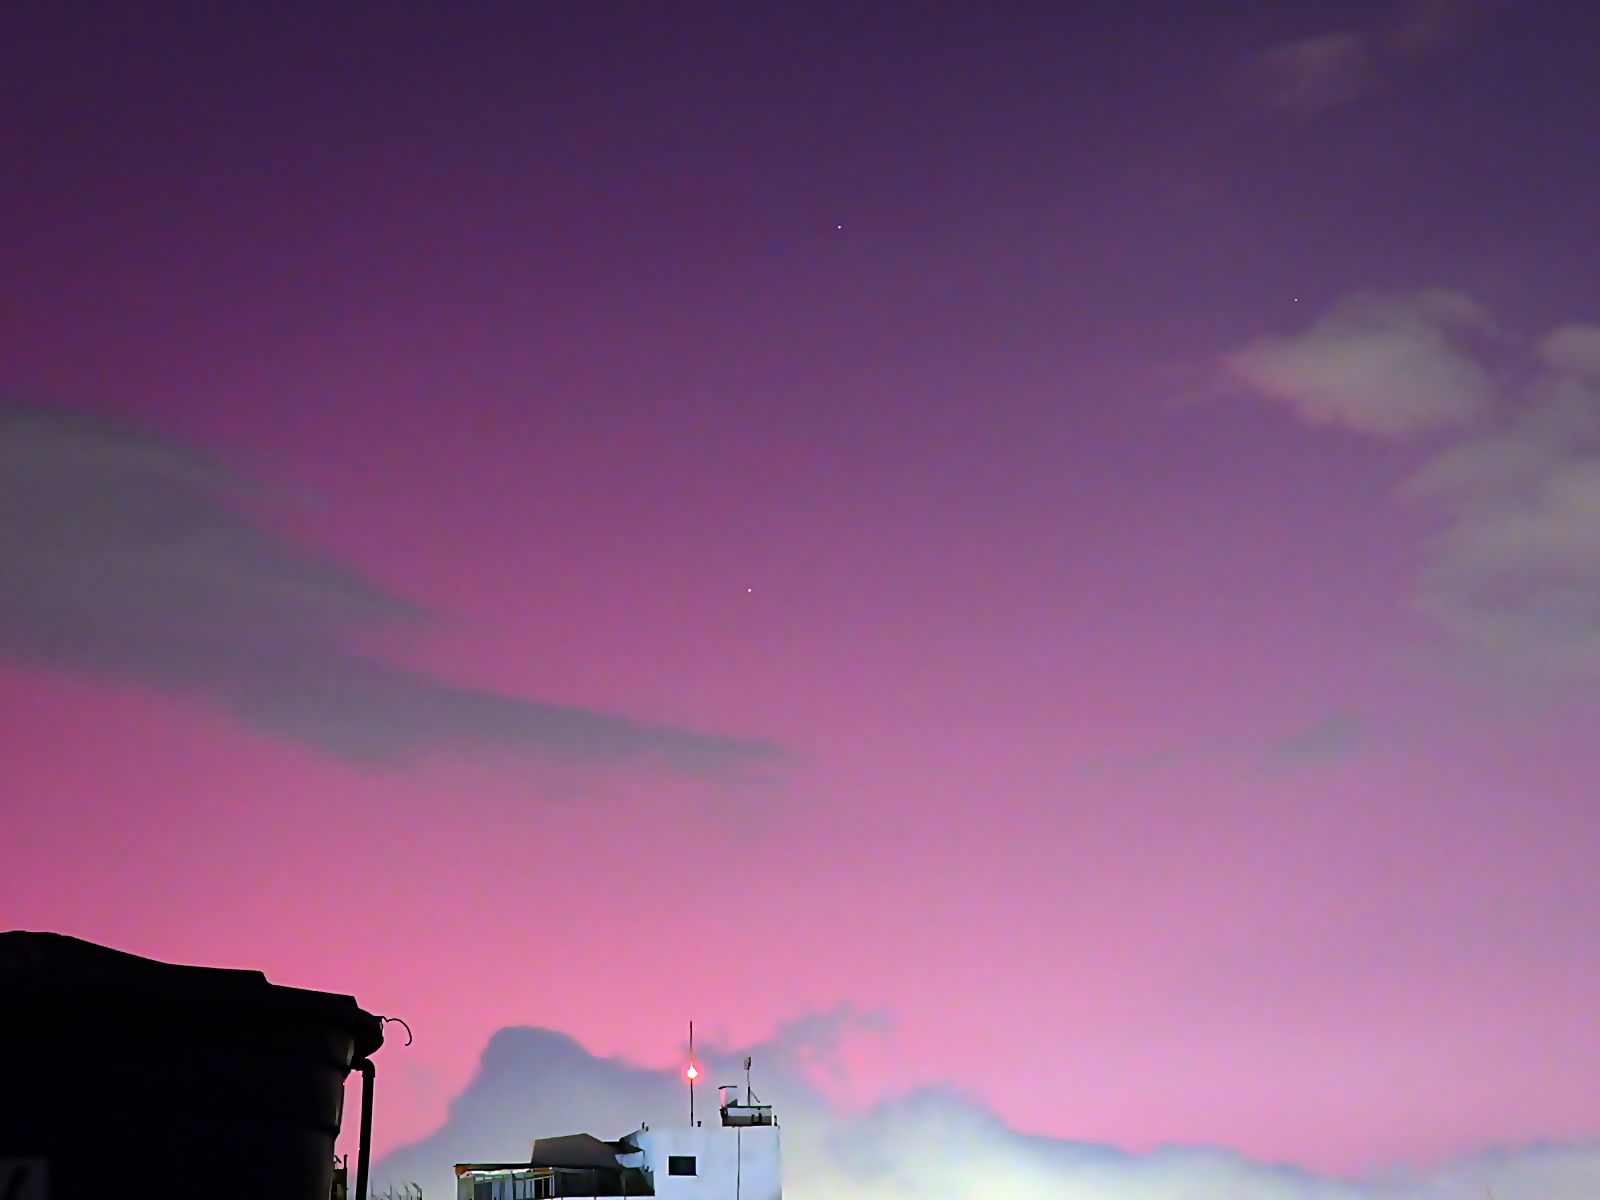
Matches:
[[456, 1086, 781, 1200]]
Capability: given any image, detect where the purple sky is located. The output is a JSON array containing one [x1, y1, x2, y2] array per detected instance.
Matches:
[[5, 2, 1600, 1193]]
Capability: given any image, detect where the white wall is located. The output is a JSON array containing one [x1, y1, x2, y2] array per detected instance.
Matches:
[[634, 1123, 781, 1200]]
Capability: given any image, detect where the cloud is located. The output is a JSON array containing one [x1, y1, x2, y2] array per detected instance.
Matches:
[[1249, 2, 1510, 116], [1540, 325, 1600, 378], [373, 1019, 1600, 1200], [1406, 345, 1600, 675], [1078, 713, 1366, 779], [1226, 295, 1600, 677], [1258, 712, 1365, 773], [0, 402, 775, 766], [1253, 34, 1378, 115], [1386, 0, 1512, 55], [1222, 290, 1494, 438]]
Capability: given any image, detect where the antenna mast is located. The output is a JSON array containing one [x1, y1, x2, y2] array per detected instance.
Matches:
[[687, 1020, 697, 1126]]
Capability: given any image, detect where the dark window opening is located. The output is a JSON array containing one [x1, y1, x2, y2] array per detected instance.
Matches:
[[667, 1156, 697, 1176]]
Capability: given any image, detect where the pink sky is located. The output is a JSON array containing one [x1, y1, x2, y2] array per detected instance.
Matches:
[[4, 0, 1600, 1184]]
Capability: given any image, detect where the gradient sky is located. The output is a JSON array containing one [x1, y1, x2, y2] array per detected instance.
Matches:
[[5, 0, 1600, 1187]]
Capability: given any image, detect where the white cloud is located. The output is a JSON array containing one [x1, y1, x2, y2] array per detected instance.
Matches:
[[373, 1020, 1600, 1200], [1222, 291, 1494, 438], [1408, 348, 1600, 675], [1227, 293, 1600, 676]]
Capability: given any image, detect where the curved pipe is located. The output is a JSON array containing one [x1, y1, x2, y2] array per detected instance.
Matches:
[[381, 1015, 414, 1046]]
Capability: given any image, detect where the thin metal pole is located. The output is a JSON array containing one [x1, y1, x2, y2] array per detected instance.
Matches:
[[687, 1020, 695, 1127], [355, 1058, 376, 1200]]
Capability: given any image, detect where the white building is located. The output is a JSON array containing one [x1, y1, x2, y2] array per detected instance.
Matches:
[[455, 1083, 781, 1200]]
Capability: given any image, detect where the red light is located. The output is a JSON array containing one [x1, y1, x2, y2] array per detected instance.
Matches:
[[686, 1064, 699, 1080]]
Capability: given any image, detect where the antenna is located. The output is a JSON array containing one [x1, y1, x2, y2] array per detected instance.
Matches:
[[686, 1020, 697, 1127], [744, 1055, 758, 1103]]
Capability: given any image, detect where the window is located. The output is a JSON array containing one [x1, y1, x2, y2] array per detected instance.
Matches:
[[667, 1156, 697, 1176]]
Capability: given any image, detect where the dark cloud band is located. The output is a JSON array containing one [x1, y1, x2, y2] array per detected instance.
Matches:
[[0, 402, 776, 767]]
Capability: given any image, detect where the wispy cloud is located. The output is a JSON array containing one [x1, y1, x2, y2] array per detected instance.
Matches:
[[1258, 712, 1365, 773], [0, 402, 776, 767], [1077, 713, 1367, 779], [1253, 34, 1379, 115], [1247, 0, 1511, 116], [1386, 0, 1513, 55], [375, 1018, 1600, 1200], [1225, 295, 1600, 677]]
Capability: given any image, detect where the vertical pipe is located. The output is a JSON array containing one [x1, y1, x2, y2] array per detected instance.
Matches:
[[355, 1058, 376, 1200]]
